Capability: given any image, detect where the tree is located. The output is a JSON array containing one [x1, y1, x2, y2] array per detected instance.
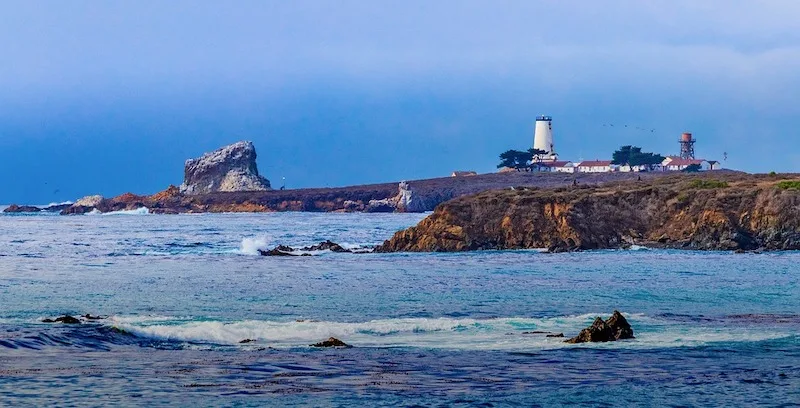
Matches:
[[682, 163, 702, 173], [498, 150, 531, 170], [612, 145, 665, 171]]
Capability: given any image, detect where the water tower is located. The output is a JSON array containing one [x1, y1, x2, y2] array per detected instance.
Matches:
[[679, 132, 695, 159], [533, 115, 557, 162]]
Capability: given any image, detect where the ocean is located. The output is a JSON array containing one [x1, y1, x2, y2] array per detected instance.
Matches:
[[0, 210, 798, 406]]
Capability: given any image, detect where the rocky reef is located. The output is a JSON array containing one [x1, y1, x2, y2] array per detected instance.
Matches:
[[377, 174, 800, 252], [180, 141, 271, 195]]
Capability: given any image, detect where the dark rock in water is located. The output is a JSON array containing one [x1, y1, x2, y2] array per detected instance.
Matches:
[[605, 310, 635, 340], [179, 141, 271, 195], [239, 339, 256, 344], [258, 245, 297, 256], [546, 333, 565, 338], [302, 240, 351, 253], [43, 315, 81, 324], [259, 241, 354, 256], [3, 204, 42, 213], [310, 337, 351, 348], [565, 311, 635, 344], [83, 314, 105, 320]]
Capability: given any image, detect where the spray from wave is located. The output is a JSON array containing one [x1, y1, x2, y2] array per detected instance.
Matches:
[[238, 236, 270, 255]]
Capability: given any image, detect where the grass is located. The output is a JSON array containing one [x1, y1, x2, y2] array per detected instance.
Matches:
[[776, 180, 800, 190], [688, 179, 729, 189]]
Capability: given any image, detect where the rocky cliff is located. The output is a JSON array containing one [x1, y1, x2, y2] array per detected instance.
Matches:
[[180, 141, 271, 195], [377, 175, 800, 252]]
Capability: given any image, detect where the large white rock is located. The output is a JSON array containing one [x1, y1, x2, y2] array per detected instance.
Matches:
[[73, 195, 104, 207], [179, 141, 271, 195]]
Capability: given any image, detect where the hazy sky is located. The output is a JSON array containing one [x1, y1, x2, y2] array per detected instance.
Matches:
[[2, 1, 800, 203]]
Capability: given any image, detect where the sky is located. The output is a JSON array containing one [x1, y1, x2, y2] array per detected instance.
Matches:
[[2, 1, 800, 203]]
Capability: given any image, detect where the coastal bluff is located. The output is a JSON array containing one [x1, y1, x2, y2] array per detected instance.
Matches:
[[377, 174, 800, 252]]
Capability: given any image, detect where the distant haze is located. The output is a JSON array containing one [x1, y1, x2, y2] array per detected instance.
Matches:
[[2, 1, 800, 203]]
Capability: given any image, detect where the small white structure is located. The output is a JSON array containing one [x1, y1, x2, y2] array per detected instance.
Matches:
[[451, 171, 478, 177], [535, 161, 575, 173], [662, 157, 712, 171], [576, 160, 614, 173], [533, 115, 558, 162]]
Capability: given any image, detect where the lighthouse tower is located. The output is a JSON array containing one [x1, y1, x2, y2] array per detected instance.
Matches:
[[533, 115, 557, 162]]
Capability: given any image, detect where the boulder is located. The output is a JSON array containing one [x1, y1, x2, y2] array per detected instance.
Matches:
[[310, 337, 351, 348], [179, 141, 271, 195], [565, 311, 635, 344]]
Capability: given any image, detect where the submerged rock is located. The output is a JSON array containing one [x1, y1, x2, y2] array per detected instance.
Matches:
[[310, 337, 351, 348], [565, 311, 635, 344], [180, 141, 271, 195], [42, 315, 81, 324], [239, 339, 257, 344]]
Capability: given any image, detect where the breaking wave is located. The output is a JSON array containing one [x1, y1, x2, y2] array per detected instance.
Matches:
[[103, 313, 795, 351]]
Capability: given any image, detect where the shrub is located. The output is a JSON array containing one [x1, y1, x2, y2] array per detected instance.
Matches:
[[776, 180, 800, 190], [689, 179, 728, 189]]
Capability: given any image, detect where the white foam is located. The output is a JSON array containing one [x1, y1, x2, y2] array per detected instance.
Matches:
[[102, 207, 150, 216], [238, 236, 270, 255], [103, 313, 795, 351]]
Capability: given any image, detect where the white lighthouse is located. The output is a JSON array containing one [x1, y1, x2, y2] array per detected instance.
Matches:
[[533, 115, 557, 162]]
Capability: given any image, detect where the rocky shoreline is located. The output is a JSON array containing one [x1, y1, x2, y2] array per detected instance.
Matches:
[[377, 174, 800, 252]]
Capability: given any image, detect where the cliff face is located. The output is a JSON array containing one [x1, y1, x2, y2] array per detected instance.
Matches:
[[180, 141, 271, 195], [377, 176, 800, 252]]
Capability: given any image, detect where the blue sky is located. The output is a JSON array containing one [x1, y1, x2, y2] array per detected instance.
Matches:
[[2, 1, 800, 203]]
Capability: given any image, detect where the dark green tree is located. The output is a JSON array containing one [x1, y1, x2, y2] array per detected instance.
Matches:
[[682, 163, 702, 173], [612, 145, 665, 170], [528, 148, 548, 163], [498, 150, 531, 170]]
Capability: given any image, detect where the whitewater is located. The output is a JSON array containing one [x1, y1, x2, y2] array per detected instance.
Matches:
[[1, 211, 798, 406]]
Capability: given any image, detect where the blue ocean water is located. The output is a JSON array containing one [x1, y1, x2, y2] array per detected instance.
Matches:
[[0, 210, 798, 406]]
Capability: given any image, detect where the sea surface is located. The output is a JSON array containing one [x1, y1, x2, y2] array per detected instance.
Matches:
[[0, 210, 798, 406]]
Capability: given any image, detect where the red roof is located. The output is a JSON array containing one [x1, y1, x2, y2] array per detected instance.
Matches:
[[577, 160, 612, 167]]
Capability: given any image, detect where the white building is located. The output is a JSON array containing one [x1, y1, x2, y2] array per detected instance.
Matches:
[[534, 161, 575, 173], [662, 157, 715, 171], [576, 160, 614, 173], [532, 115, 558, 162]]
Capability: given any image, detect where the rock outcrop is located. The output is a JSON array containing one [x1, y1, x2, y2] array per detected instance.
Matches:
[[3, 204, 42, 213], [377, 175, 800, 252], [310, 337, 351, 348], [565, 311, 635, 344], [180, 141, 271, 195]]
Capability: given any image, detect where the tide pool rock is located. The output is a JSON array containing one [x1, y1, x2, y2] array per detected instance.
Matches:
[[179, 141, 271, 195]]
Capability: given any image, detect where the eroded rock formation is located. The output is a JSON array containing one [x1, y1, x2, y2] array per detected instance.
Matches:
[[180, 141, 271, 195]]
